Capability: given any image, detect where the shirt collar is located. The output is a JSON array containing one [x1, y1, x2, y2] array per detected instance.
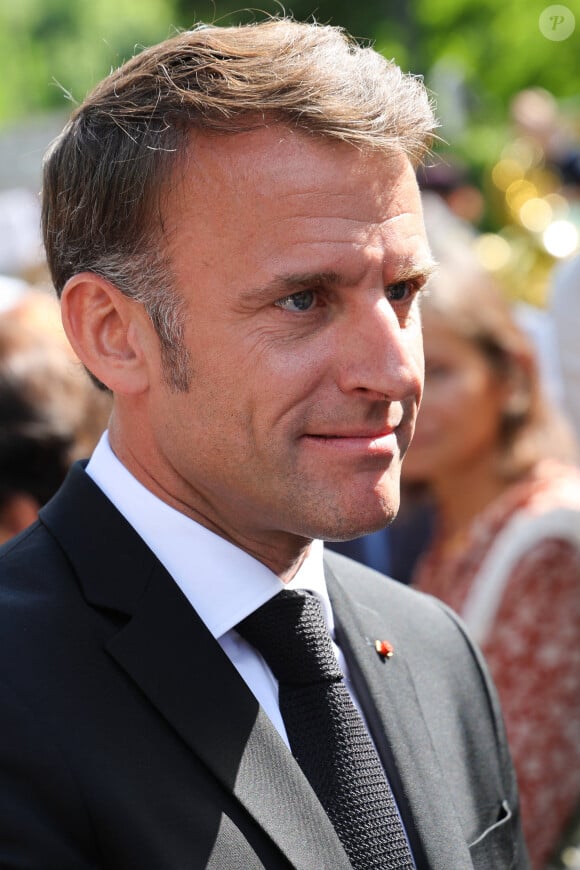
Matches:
[[85, 432, 332, 639]]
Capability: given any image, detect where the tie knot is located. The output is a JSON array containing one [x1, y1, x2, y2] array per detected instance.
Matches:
[[236, 590, 342, 685]]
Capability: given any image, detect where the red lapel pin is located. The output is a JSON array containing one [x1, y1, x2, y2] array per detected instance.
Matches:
[[375, 639, 394, 659]]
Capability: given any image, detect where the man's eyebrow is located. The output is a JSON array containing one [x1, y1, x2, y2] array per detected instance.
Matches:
[[241, 260, 438, 304], [241, 272, 347, 303], [389, 258, 439, 283]]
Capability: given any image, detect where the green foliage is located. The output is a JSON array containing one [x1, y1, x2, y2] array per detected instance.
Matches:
[[1, 0, 578, 186], [0, 0, 178, 121]]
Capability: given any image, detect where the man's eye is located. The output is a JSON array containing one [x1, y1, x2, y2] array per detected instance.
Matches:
[[275, 290, 317, 312], [385, 279, 421, 303]]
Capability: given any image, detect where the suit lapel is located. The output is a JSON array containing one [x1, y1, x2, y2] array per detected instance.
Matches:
[[106, 566, 351, 869], [326, 561, 473, 870], [40, 466, 351, 870], [41, 466, 471, 868]]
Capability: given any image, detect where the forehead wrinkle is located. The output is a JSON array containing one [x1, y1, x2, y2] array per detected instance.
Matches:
[[274, 205, 427, 239]]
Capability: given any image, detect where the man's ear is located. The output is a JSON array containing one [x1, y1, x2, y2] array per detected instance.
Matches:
[[60, 274, 151, 395]]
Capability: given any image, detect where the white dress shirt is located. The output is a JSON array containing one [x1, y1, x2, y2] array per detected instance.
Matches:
[[86, 432, 357, 746], [86, 432, 416, 864]]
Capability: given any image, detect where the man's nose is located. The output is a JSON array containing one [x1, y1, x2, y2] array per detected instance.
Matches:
[[335, 296, 423, 403]]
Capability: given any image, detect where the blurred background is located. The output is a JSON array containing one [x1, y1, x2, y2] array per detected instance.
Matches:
[[1, 0, 578, 309]]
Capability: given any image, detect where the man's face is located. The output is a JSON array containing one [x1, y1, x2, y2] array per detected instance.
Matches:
[[135, 128, 432, 564]]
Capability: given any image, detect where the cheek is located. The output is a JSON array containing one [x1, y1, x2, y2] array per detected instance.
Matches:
[[433, 376, 501, 454], [416, 370, 489, 454], [245, 333, 333, 418], [465, 386, 504, 443], [419, 380, 464, 430]]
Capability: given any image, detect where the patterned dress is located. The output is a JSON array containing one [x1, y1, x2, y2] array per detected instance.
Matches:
[[411, 460, 580, 869]]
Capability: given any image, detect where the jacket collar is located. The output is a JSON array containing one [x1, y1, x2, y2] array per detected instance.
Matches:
[[40, 464, 351, 869], [325, 559, 473, 870]]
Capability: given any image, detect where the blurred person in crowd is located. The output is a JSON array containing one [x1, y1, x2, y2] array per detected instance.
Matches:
[[0, 19, 528, 869], [510, 88, 580, 195], [0, 291, 110, 542], [403, 263, 580, 869], [549, 253, 580, 445]]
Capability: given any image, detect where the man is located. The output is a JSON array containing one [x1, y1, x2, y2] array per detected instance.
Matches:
[[0, 19, 528, 869]]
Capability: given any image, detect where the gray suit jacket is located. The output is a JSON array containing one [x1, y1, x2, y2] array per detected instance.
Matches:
[[0, 464, 529, 868]]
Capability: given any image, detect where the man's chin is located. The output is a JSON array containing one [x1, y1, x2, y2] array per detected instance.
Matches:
[[317, 507, 398, 544], [283, 476, 400, 542]]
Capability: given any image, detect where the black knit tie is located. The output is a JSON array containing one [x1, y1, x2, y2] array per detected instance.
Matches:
[[236, 590, 414, 870]]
